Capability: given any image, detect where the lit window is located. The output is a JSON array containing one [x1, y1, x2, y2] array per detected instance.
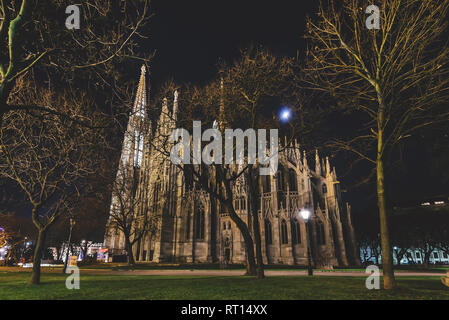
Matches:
[[133, 130, 144, 167]]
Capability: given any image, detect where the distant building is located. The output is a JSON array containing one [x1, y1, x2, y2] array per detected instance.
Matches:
[[50, 241, 104, 262], [361, 246, 449, 265], [360, 198, 449, 265], [0, 245, 9, 261]]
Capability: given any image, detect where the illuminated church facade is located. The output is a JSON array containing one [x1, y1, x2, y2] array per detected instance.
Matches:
[[104, 66, 360, 267]]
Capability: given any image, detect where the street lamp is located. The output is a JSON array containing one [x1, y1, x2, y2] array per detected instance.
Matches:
[[300, 208, 313, 276], [62, 218, 76, 274]]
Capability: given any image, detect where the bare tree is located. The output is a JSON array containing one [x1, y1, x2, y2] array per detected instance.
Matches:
[[106, 161, 161, 266], [149, 80, 259, 275], [0, 78, 104, 284], [304, 0, 449, 289], [0, 0, 151, 123], [150, 49, 295, 277], [218, 48, 295, 279]]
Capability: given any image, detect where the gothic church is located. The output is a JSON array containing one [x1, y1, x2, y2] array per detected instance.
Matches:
[[104, 66, 360, 267]]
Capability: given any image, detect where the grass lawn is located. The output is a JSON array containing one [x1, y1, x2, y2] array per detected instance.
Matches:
[[0, 271, 448, 300]]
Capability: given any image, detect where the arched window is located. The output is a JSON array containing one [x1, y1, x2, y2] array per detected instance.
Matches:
[[228, 222, 231, 230], [263, 175, 271, 193], [184, 165, 194, 192], [195, 209, 205, 240], [153, 180, 161, 211], [223, 222, 226, 230], [264, 219, 272, 245], [133, 130, 144, 168], [291, 219, 301, 244], [289, 169, 297, 191], [186, 213, 191, 239], [276, 166, 285, 191], [316, 220, 326, 245], [281, 219, 288, 244], [322, 183, 327, 194]]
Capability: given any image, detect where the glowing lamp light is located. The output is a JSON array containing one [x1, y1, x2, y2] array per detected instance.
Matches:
[[300, 209, 311, 221], [279, 108, 292, 122]]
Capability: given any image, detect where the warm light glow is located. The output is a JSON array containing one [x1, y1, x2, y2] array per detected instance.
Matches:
[[300, 209, 311, 221], [0, 227, 6, 249]]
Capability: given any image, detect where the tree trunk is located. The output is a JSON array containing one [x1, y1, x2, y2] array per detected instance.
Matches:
[[424, 249, 431, 267], [224, 199, 256, 276], [376, 149, 396, 289], [82, 245, 88, 262], [125, 236, 135, 266], [252, 213, 264, 279], [29, 229, 47, 285], [248, 166, 264, 279], [0, 79, 13, 118]]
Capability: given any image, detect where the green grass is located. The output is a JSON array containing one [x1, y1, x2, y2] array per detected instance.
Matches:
[[0, 271, 448, 300]]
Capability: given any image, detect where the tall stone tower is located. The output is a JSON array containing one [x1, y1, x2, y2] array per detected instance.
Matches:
[[104, 65, 148, 255]]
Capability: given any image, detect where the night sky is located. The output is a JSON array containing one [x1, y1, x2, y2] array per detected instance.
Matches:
[[146, 0, 316, 88], [140, 0, 449, 216]]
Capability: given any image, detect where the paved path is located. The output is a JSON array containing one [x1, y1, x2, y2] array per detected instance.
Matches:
[[104, 269, 445, 277], [0, 267, 445, 277]]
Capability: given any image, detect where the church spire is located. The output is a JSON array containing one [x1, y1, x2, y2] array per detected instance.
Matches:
[[132, 65, 147, 117], [218, 77, 227, 130], [326, 156, 331, 176], [173, 90, 179, 120], [303, 150, 308, 169], [315, 149, 321, 175]]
